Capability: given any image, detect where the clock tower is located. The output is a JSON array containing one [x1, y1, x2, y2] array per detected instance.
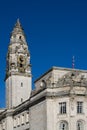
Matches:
[[5, 19, 32, 109]]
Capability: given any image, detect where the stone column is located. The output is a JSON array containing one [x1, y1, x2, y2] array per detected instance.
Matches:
[[6, 109, 13, 130]]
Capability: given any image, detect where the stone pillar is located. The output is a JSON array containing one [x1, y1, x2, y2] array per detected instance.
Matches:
[[6, 109, 13, 130]]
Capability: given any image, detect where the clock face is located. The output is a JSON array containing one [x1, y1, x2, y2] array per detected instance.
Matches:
[[17, 55, 26, 72]]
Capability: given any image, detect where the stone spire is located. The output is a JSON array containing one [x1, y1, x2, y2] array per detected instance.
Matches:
[[15, 18, 21, 27], [10, 19, 26, 44], [12, 19, 24, 34], [5, 19, 31, 80]]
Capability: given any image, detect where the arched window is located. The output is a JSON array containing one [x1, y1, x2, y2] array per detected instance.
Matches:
[[19, 36, 22, 39], [77, 121, 84, 130], [60, 121, 68, 130]]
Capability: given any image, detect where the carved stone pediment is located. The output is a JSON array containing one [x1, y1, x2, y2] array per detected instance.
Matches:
[[56, 71, 87, 88]]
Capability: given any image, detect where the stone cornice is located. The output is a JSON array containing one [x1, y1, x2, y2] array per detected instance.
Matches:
[[5, 72, 32, 81]]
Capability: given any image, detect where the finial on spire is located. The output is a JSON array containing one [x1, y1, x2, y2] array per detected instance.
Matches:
[[10, 19, 26, 43], [72, 56, 75, 69], [17, 18, 20, 23], [15, 18, 21, 27]]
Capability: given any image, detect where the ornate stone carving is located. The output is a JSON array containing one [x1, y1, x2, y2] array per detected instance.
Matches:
[[70, 97, 75, 110], [5, 19, 31, 80], [45, 75, 53, 88], [56, 71, 87, 88], [40, 80, 46, 88]]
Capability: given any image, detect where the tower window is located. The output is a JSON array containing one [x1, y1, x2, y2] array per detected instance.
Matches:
[[20, 63, 23, 68], [19, 36, 22, 39], [21, 82, 23, 87], [21, 98, 23, 103]]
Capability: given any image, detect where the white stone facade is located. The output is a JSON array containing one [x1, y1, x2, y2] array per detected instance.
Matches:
[[6, 75, 31, 108], [0, 20, 87, 130]]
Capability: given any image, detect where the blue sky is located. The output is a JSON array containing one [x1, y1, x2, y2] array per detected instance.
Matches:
[[0, 0, 87, 107]]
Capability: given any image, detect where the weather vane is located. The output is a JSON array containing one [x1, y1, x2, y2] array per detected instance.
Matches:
[[72, 56, 75, 69]]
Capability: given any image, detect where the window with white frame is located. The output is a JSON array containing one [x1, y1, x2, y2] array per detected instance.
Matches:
[[77, 102, 83, 113], [77, 121, 84, 130], [59, 102, 66, 114], [60, 121, 68, 130]]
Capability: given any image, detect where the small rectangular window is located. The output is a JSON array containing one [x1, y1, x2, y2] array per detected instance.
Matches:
[[21, 82, 23, 87], [59, 102, 66, 114], [21, 98, 23, 103], [77, 101, 83, 113]]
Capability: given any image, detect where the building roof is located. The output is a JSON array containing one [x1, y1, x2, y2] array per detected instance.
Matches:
[[34, 66, 87, 83]]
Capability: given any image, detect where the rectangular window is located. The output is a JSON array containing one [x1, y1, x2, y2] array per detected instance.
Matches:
[[59, 102, 66, 114], [77, 102, 83, 113], [21, 98, 23, 103], [21, 82, 23, 87]]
